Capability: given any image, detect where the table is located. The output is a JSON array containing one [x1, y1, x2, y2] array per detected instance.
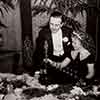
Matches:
[[0, 73, 99, 100]]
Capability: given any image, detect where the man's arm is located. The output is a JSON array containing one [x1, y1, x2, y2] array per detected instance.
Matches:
[[34, 29, 46, 69], [43, 57, 71, 70]]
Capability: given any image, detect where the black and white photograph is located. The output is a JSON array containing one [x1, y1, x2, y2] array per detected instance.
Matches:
[[0, 0, 99, 100]]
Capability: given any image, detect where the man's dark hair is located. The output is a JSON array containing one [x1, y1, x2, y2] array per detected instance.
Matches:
[[50, 10, 65, 23]]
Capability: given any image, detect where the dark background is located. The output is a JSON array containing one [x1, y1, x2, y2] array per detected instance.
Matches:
[[87, 0, 100, 78]]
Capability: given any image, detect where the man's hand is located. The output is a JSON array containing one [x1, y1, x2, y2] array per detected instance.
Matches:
[[43, 58, 57, 67], [43, 58, 61, 69], [43, 58, 52, 64], [43, 57, 71, 70]]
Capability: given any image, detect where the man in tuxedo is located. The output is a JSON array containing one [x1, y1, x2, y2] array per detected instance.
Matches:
[[34, 11, 74, 84]]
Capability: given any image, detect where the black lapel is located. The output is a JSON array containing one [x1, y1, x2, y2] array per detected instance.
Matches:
[[46, 29, 53, 55], [62, 28, 67, 52]]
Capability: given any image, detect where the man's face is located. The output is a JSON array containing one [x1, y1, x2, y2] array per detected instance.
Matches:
[[49, 17, 63, 33]]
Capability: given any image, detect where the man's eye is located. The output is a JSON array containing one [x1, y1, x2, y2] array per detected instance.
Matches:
[[50, 23, 53, 25], [50, 23, 60, 26], [55, 24, 60, 27], [55, 24, 59, 27]]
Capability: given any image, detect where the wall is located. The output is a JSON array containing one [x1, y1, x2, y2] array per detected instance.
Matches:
[[0, 4, 22, 51], [0, 4, 22, 73]]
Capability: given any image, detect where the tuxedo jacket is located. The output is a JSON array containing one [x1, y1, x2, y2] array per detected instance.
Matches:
[[34, 26, 73, 69]]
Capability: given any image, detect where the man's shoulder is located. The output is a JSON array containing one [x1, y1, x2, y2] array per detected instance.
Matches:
[[40, 28, 50, 33], [38, 27, 51, 40]]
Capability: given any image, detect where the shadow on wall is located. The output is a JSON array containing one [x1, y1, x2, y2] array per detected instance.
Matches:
[[0, 4, 22, 50]]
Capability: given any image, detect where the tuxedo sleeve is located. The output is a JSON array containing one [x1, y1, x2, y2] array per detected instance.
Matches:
[[34, 30, 46, 69]]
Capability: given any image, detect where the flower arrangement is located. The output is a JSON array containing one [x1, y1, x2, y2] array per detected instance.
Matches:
[[0, 73, 99, 100], [62, 37, 69, 43]]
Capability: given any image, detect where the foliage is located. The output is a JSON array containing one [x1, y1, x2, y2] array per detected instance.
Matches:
[[32, 0, 88, 31], [0, 0, 16, 28]]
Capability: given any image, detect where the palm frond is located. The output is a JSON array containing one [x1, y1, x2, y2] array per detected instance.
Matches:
[[32, 0, 88, 16], [31, 0, 94, 32], [1, 0, 14, 9], [0, 20, 7, 28], [64, 16, 81, 31], [32, 5, 49, 16], [0, 0, 16, 28], [1, 3, 10, 13], [0, 0, 15, 15], [0, 7, 4, 17]]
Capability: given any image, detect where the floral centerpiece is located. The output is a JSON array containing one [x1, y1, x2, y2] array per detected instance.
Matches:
[[0, 72, 99, 100]]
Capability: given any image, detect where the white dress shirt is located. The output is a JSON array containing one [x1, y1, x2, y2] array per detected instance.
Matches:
[[51, 29, 64, 56]]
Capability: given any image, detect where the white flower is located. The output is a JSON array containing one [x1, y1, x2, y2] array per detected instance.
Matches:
[[62, 37, 69, 43], [93, 85, 100, 95], [14, 88, 22, 98], [70, 86, 86, 96], [47, 84, 59, 91]]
